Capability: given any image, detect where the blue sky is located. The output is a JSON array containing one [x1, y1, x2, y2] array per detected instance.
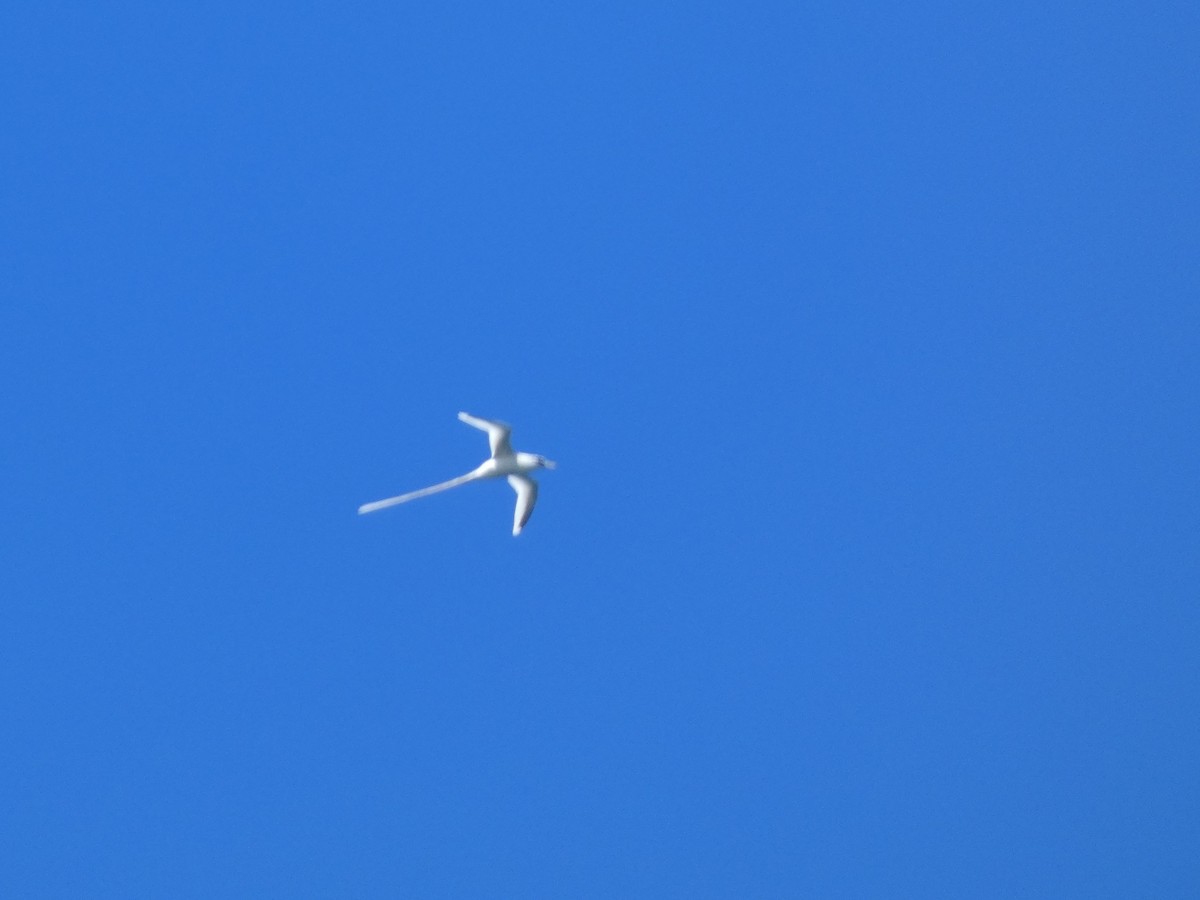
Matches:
[[2, 1, 1197, 896]]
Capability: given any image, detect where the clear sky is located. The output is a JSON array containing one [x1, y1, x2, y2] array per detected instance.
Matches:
[[2, 1, 1197, 897]]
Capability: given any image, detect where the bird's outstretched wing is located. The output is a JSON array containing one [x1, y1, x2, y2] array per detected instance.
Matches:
[[458, 411, 513, 458], [358, 471, 479, 515], [507, 475, 538, 536]]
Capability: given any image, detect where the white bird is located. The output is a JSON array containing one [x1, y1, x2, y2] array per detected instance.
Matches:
[[358, 412, 556, 536]]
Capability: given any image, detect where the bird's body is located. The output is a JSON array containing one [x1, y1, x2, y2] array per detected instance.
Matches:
[[358, 412, 555, 535]]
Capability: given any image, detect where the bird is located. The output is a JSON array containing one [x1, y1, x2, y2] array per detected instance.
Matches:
[[357, 412, 556, 536]]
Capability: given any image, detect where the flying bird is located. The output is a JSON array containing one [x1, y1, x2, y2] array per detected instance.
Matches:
[[358, 412, 556, 536]]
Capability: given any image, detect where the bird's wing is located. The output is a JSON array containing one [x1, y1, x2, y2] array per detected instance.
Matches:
[[457, 411, 513, 458], [358, 471, 479, 515], [507, 475, 538, 536]]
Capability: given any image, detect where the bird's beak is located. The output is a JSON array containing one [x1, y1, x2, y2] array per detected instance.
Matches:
[[543, 459, 557, 469]]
